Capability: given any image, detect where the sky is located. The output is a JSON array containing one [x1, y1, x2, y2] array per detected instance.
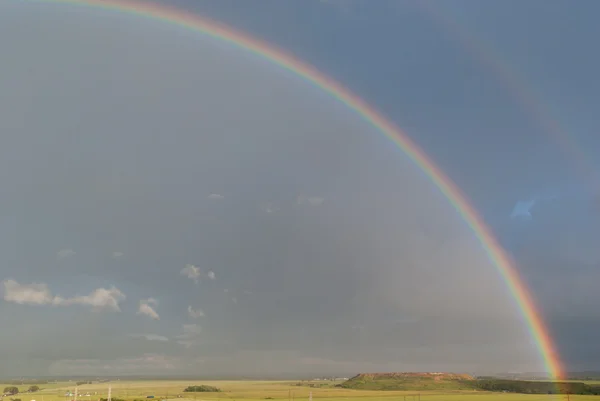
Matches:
[[1, 0, 600, 377]]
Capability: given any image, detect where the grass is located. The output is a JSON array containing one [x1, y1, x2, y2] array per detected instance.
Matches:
[[2, 380, 600, 401]]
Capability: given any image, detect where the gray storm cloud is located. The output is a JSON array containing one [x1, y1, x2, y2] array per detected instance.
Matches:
[[175, 324, 202, 348], [297, 195, 326, 206], [56, 248, 76, 260], [129, 334, 169, 342], [1, 0, 597, 377]]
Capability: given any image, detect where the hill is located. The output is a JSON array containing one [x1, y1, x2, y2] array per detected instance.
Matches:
[[339, 373, 600, 395], [338, 372, 476, 391]]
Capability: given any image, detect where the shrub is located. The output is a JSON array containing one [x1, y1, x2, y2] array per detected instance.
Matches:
[[183, 386, 221, 393]]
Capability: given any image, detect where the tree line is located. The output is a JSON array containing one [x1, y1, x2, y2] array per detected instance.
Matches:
[[3, 386, 40, 395], [472, 379, 600, 395]]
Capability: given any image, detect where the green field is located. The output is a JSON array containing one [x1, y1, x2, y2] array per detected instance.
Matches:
[[3, 380, 600, 401]]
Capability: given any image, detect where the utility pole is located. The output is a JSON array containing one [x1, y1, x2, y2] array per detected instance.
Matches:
[[108, 386, 112, 401]]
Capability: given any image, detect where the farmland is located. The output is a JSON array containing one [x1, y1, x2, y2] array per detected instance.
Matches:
[[2, 380, 600, 401]]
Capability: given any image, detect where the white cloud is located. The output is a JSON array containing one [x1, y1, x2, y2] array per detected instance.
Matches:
[[54, 287, 126, 311], [138, 298, 160, 320], [207, 270, 216, 280], [129, 334, 169, 342], [2, 279, 125, 311], [232, 297, 237, 304], [207, 193, 224, 200], [180, 264, 201, 283], [56, 248, 75, 260], [187, 305, 204, 319], [297, 195, 325, 206], [2, 279, 54, 305], [112, 251, 124, 259], [145, 297, 158, 305]]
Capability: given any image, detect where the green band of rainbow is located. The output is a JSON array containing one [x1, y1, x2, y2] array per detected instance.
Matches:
[[35, 0, 562, 379]]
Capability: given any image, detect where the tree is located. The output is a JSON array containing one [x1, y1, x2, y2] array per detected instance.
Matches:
[[3, 387, 19, 395], [183, 386, 221, 393], [28, 386, 40, 393]]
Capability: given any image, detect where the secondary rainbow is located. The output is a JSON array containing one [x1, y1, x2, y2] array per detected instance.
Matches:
[[36, 0, 562, 379], [417, 0, 600, 191]]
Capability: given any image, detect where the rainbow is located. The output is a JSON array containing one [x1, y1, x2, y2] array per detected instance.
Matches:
[[33, 0, 562, 379], [417, 0, 599, 192]]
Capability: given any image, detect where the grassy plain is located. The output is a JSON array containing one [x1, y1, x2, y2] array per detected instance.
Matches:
[[2, 380, 600, 401]]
